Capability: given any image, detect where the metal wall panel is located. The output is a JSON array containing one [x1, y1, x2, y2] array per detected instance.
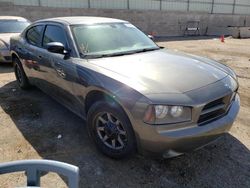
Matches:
[[214, 0, 234, 4], [0, 0, 250, 15], [189, 2, 212, 13], [213, 4, 234, 14], [129, 0, 160, 10], [235, 5, 250, 15], [13, 0, 39, 6], [90, 0, 127, 9], [40, 0, 88, 8], [161, 1, 188, 11], [236, 0, 250, 6], [235, 0, 250, 14], [0, 0, 12, 2]]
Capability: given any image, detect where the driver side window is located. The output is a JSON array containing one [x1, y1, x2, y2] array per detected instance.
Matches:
[[42, 25, 67, 48]]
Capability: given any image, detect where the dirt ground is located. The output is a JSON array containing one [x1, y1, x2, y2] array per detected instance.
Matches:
[[0, 37, 249, 188]]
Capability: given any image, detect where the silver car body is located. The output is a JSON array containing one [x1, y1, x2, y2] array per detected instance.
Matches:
[[0, 16, 30, 63]]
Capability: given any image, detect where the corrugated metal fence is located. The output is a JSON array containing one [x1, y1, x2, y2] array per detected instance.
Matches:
[[1, 0, 250, 15]]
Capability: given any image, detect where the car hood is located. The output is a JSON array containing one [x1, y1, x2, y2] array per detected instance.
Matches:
[[0, 33, 19, 48], [88, 49, 229, 94]]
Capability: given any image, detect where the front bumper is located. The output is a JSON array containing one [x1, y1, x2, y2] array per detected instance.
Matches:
[[135, 94, 240, 157], [0, 49, 11, 63]]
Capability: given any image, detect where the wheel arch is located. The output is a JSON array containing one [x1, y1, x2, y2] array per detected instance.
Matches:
[[84, 87, 137, 131], [85, 88, 140, 153], [85, 89, 130, 118], [11, 51, 20, 61], [11, 51, 21, 62]]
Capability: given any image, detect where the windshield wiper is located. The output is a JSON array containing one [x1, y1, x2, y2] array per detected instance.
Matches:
[[80, 53, 106, 59], [80, 52, 132, 59], [106, 47, 161, 57], [133, 47, 160, 54], [80, 47, 161, 59]]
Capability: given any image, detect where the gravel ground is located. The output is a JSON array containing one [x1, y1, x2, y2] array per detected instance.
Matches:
[[0, 37, 249, 188]]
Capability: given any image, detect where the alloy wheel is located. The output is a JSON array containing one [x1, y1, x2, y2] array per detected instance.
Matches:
[[95, 112, 127, 150]]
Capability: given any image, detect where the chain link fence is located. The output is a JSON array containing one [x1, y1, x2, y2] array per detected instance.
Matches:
[[0, 0, 250, 15]]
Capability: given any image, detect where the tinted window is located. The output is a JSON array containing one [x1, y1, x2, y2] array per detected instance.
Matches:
[[43, 25, 67, 47], [26, 25, 43, 46], [0, 20, 30, 33]]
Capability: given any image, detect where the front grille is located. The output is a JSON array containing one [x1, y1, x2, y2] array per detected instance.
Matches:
[[198, 93, 235, 125], [202, 97, 224, 111]]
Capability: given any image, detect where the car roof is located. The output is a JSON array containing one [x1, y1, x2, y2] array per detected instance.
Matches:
[[0, 16, 29, 22], [36, 16, 128, 25]]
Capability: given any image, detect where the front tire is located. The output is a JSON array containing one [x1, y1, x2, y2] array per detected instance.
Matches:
[[13, 58, 30, 89], [87, 101, 136, 159]]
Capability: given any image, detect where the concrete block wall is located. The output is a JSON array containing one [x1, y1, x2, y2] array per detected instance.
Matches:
[[0, 2, 250, 37]]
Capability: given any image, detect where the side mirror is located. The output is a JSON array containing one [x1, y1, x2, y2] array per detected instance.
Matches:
[[148, 35, 154, 40], [46, 42, 66, 54]]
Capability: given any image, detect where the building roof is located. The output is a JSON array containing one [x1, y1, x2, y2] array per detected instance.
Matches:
[[36, 16, 128, 25]]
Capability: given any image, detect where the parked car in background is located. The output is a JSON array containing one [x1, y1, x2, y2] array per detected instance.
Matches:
[[10, 17, 240, 159], [0, 16, 30, 63]]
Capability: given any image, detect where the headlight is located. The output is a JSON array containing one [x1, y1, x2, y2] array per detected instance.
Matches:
[[144, 105, 191, 125], [170, 106, 183, 117], [0, 41, 8, 50], [155, 105, 169, 119]]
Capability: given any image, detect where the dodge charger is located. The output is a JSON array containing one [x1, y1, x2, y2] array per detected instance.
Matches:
[[10, 17, 240, 158]]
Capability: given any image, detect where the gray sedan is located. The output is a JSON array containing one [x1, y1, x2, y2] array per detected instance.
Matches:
[[10, 17, 240, 159]]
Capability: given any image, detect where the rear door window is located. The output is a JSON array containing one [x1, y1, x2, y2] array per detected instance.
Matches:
[[42, 25, 67, 48], [26, 25, 44, 46]]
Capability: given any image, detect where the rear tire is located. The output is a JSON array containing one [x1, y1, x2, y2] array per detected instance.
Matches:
[[13, 58, 30, 89], [87, 101, 136, 159]]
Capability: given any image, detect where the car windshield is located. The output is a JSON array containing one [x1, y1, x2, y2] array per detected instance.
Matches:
[[71, 23, 159, 58], [0, 20, 30, 33]]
